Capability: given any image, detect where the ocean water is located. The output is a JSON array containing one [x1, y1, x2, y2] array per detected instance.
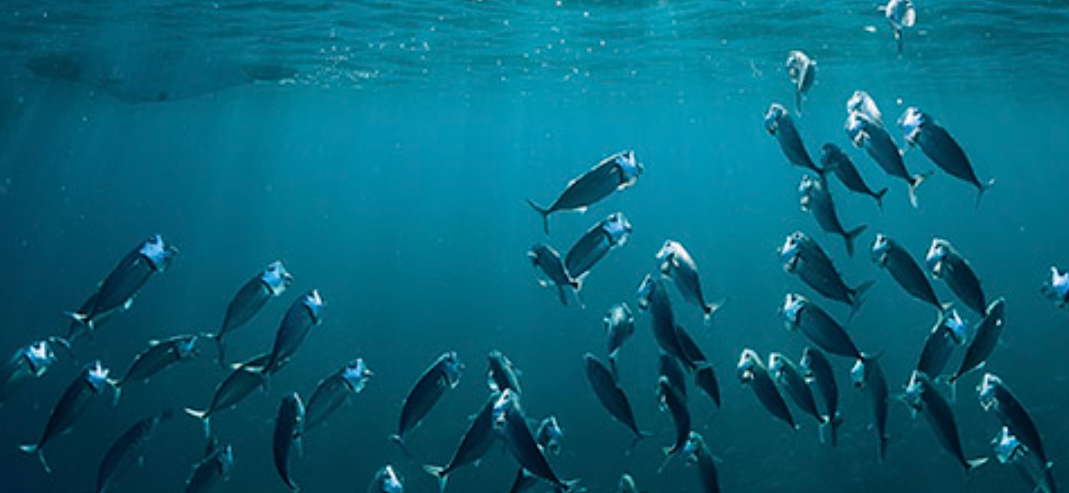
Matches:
[[1, 1, 1068, 492]]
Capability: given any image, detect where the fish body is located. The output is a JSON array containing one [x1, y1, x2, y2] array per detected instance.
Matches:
[[656, 240, 725, 322], [820, 143, 888, 208], [20, 361, 113, 473], [305, 359, 372, 431], [273, 393, 305, 491], [871, 234, 946, 312], [851, 357, 890, 460], [487, 350, 523, 395], [116, 334, 201, 393], [786, 50, 816, 114], [926, 238, 987, 316], [798, 175, 867, 257], [780, 231, 873, 314], [584, 354, 649, 442], [564, 212, 632, 281], [392, 352, 463, 453], [423, 393, 499, 493], [800, 347, 842, 446], [185, 445, 234, 493], [900, 108, 993, 203], [781, 293, 865, 360], [950, 298, 1005, 384], [683, 432, 721, 493], [764, 103, 822, 175], [769, 352, 824, 426], [213, 261, 292, 365], [184, 353, 272, 435], [368, 465, 404, 493], [94, 409, 172, 493], [916, 310, 968, 379], [263, 289, 324, 374], [903, 371, 988, 472], [527, 150, 643, 234]]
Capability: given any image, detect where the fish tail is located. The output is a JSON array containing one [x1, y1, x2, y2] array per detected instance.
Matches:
[[873, 187, 888, 211], [389, 434, 417, 463], [48, 336, 75, 361], [555, 284, 569, 307], [627, 430, 653, 454], [702, 298, 727, 325], [974, 178, 995, 210], [422, 465, 448, 493], [657, 446, 678, 473], [526, 198, 551, 235], [184, 408, 212, 437], [895, 30, 903, 55], [559, 479, 583, 493], [19, 444, 52, 474], [907, 171, 933, 208], [64, 311, 92, 332], [207, 333, 227, 368], [844, 224, 868, 257], [847, 280, 876, 321], [965, 456, 989, 473], [878, 434, 888, 462]]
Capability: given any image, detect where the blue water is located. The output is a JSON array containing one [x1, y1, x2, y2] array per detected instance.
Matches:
[[2, 1, 1068, 492]]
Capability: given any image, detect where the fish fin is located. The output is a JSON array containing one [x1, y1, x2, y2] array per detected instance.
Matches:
[[795, 90, 803, 116], [974, 178, 995, 210], [65, 311, 92, 332], [422, 465, 448, 493], [109, 379, 122, 405], [965, 457, 989, 473], [703, 298, 727, 325], [295, 435, 304, 459], [560, 479, 583, 493], [907, 171, 933, 208], [657, 447, 677, 474], [571, 280, 585, 310], [526, 198, 551, 235], [19, 444, 52, 474], [873, 187, 888, 211], [847, 280, 876, 321], [895, 29, 903, 55], [184, 408, 212, 437], [844, 224, 868, 257], [555, 284, 569, 307], [627, 431, 653, 454], [389, 435, 418, 463]]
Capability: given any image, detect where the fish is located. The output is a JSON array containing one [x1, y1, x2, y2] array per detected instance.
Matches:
[[494, 390, 580, 492], [871, 234, 948, 312], [114, 334, 201, 400], [926, 238, 987, 316], [798, 175, 867, 257], [67, 235, 178, 333], [656, 375, 692, 473], [305, 358, 373, 431], [979, 374, 1051, 469], [505, 416, 565, 493], [768, 352, 824, 428], [487, 350, 523, 395], [820, 143, 888, 209], [1041, 266, 1069, 308], [367, 465, 404, 493], [636, 275, 698, 369], [884, 0, 917, 54], [899, 108, 994, 205], [846, 107, 930, 207], [991, 427, 1057, 493], [948, 298, 1005, 388], [786, 50, 816, 114], [656, 240, 726, 322], [779, 231, 873, 316], [902, 371, 988, 472], [528, 243, 581, 307], [564, 212, 632, 281], [658, 353, 688, 399], [847, 91, 883, 126], [273, 393, 305, 492], [800, 348, 843, 446], [780, 293, 868, 361], [210, 261, 293, 366], [185, 353, 273, 436], [851, 357, 890, 460], [915, 310, 968, 379], [185, 444, 234, 493], [0, 339, 59, 407], [683, 432, 721, 493], [20, 361, 114, 473], [423, 393, 500, 493], [604, 302, 636, 379], [391, 351, 463, 457], [262, 289, 324, 375], [583, 353, 650, 445], [764, 102, 823, 175], [526, 150, 643, 234], [92, 409, 172, 493], [737, 349, 796, 430]]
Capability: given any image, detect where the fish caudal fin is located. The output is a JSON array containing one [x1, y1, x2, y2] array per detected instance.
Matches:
[[965, 457, 989, 473], [819, 414, 844, 447], [389, 434, 418, 462], [64, 311, 92, 332], [974, 178, 996, 210], [526, 199, 551, 235], [907, 171, 933, 208], [703, 298, 727, 325], [873, 188, 888, 211], [847, 280, 876, 321], [422, 465, 448, 493], [844, 225, 868, 257], [18, 444, 52, 474], [184, 408, 212, 437], [555, 285, 569, 307], [627, 430, 654, 454]]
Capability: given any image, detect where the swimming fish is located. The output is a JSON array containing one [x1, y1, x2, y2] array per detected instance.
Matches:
[[583, 353, 651, 445], [487, 350, 523, 395], [786, 50, 816, 114], [262, 289, 325, 375], [798, 175, 867, 257], [305, 358, 372, 431], [210, 261, 293, 366], [871, 234, 948, 313], [926, 238, 987, 316], [564, 212, 632, 281], [820, 143, 888, 209], [391, 352, 463, 457], [423, 392, 499, 493], [899, 107, 994, 205], [20, 361, 114, 473], [800, 347, 843, 446], [185, 444, 234, 493], [114, 334, 201, 400], [765, 102, 823, 175], [92, 409, 172, 493], [779, 231, 873, 316], [846, 107, 930, 207], [0, 339, 59, 407], [902, 371, 988, 472], [851, 357, 890, 460], [527, 150, 643, 234], [273, 393, 305, 491], [656, 240, 726, 323], [368, 465, 404, 493]]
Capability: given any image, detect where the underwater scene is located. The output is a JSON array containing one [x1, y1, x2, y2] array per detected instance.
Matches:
[[1, 1, 1068, 492]]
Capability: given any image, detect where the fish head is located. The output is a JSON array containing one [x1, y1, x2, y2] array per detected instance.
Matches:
[[301, 289, 325, 324], [844, 111, 872, 148], [492, 389, 518, 430], [538, 416, 564, 455], [797, 176, 818, 210], [683, 431, 705, 464], [736, 349, 760, 383], [925, 238, 951, 273], [903, 371, 926, 410], [941, 310, 968, 344], [898, 107, 925, 145], [992, 427, 1024, 465], [766, 353, 787, 380], [605, 303, 635, 332], [614, 150, 643, 187], [870, 234, 892, 266], [382, 465, 404, 493], [763, 103, 788, 135], [1048, 266, 1069, 301], [779, 233, 803, 271], [636, 273, 656, 311], [849, 359, 867, 389], [140, 234, 178, 272], [818, 143, 840, 168], [847, 91, 882, 125], [780, 293, 807, 329], [261, 261, 294, 296], [655, 240, 682, 264], [87, 361, 111, 393], [602, 212, 632, 246], [23, 340, 57, 377], [439, 351, 463, 389], [177, 335, 200, 359], [785, 50, 813, 90], [886, 0, 916, 31], [342, 358, 373, 393], [977, 373, 1001, 411]]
